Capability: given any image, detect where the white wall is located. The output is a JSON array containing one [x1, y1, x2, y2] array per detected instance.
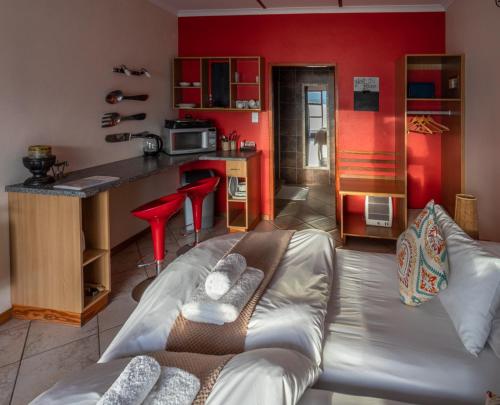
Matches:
[[446, 0, 500, 242], [0, 0, 178, 313]]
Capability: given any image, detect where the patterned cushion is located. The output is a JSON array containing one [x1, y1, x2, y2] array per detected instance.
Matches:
[[397, 200, 449, 306]]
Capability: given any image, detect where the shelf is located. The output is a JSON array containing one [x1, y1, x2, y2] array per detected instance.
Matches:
[[339, 178, 405, 197], [173, 56, 263, 112], [83, 289, 109, 311], [228, 210, 246, 229], [343, 213, 403, 240], [228, 198, 247, 203], [407, 98, 461, 102], [82, 249, 108, 267], [175, 107, 261, 112]]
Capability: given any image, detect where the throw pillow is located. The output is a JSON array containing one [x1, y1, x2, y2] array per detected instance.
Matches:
[[397, 200, 449, 306], [436, 205, 500, 356]]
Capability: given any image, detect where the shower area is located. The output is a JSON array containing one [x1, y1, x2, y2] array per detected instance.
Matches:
[[272, 66, 335, 205]]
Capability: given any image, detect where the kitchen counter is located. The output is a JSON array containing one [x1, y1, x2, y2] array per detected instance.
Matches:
[[5, 150, 260, 198]]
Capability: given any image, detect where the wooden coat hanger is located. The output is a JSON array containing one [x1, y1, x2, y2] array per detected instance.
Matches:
[[408, 115, 450, 134]]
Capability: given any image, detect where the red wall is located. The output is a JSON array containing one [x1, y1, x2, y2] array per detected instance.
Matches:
[[178, 12, 445, 215]]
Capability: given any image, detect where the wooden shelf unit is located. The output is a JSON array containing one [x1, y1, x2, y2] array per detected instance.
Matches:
[[173, 56, 263, 111], [403, 54, 464, 215], [226, 154, 261, 232], [339, 177, 407, 241], [9, 191, 111, 326], [343, 212, 403, 240], [338, 145, 407, 240]]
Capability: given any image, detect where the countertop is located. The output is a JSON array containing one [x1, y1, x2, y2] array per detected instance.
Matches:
[[5, 150, 260, 198]]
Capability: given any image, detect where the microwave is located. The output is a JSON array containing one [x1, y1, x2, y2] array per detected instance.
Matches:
[[163, 120, 217, 155]]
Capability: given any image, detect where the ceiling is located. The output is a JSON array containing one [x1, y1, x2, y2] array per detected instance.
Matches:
[[150, 0, 453, 16]]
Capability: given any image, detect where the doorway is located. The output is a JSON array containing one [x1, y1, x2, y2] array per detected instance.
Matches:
[[269, 65, 337, 233]]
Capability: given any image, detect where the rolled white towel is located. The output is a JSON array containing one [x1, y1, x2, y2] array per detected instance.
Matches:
[[143, 367, 200, 405], [183, 267, 264, 325], [97, 355, 161, 405], [205, 253, 247, 300]]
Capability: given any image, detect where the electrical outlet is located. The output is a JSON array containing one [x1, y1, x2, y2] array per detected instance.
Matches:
[[251, 112, 259, 123]]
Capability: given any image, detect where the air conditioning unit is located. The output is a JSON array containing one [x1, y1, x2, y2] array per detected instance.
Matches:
[[365, 196, 393, 227]]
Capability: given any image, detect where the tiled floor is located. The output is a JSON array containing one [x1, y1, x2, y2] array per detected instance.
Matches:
[[0, 185, 396, 404], [0, 213, 228, 405]]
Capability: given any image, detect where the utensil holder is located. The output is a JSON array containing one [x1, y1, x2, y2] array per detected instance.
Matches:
[[222, 141, 230, 151], [230, 141, 237, 151]]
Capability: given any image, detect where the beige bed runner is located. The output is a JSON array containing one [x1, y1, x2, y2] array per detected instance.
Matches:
[[153, 230, 294, 404], [166, 230, 295, 355], [149, 351, 234, 405]]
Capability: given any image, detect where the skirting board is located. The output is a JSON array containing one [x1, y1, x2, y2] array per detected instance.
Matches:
[[0, 308, 12, 326], [12, 292, 109, 327]]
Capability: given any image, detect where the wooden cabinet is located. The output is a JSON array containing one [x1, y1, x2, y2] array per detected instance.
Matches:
[[8, 192, 110, 326], [338, 54, 464, 242], [402, 54, 464, 215], [173, 56, 263, 111], [226, 154, 261, 232]]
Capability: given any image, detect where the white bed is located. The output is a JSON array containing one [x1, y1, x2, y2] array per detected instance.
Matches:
[[32, 229, 334, 405], [316, 243, 500, 405], [32, 224, 500, 405], [32, 348, 319, 405], [100, 229, 335, 367]]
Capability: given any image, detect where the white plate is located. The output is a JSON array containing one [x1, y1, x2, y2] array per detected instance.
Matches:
[[228, 176, 239, 197], [179, 82, 191, 87], [176, 103, 196, 108]]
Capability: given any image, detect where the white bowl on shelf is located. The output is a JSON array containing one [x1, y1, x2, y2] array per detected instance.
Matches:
[[176, 103, 196, 108], [192, 82, 201, 87], [179, 82, 191, 87]]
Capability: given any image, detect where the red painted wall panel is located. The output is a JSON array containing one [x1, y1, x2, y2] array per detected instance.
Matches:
[[178, 12, 445, 214]]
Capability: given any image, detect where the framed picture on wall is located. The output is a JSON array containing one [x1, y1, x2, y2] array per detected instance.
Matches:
[[354, 77, 379, 112]]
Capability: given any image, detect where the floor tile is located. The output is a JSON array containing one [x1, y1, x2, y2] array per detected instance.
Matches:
[[272, 215, 304, 229], [275, 202, 301, 217], [0, 324, 29, 368], [254, 220, 279, 232], [144, 252, 177, 278], [23, 317, 98, 359], [11, 335, 99, 405], [111, 269, 148, 301], [111, 243, 142, 274], [99, 325, 121, 357], [308, 216, 337, 232], [98, 296, 137, 333], [0, 318, 29, 333], [0, 362, 19, 405], [294, 208, 325, 223]]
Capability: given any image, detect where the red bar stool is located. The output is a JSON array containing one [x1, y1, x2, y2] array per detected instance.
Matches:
[[130, 192, 185, 302], [177, 176, 220, 253]]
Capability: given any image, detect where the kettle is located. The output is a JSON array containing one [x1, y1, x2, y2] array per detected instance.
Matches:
[[143, 134, 163, 157]]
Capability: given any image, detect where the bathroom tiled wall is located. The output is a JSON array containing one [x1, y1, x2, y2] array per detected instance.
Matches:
[[273, 67, 335, 186]]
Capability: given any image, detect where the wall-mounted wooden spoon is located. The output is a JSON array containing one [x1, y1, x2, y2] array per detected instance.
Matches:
[[106, 90, 148, 104]]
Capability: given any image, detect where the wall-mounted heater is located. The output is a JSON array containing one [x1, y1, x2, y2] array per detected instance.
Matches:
[[365, 196, 393, 227]]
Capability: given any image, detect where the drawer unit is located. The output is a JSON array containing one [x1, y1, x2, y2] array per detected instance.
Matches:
[[226, 160, 246, 178]]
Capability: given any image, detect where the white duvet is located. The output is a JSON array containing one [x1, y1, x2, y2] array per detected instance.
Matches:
[[32, 230, 333, 405], [100, 230, 335, 367], [31, 348, 319, 405]]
